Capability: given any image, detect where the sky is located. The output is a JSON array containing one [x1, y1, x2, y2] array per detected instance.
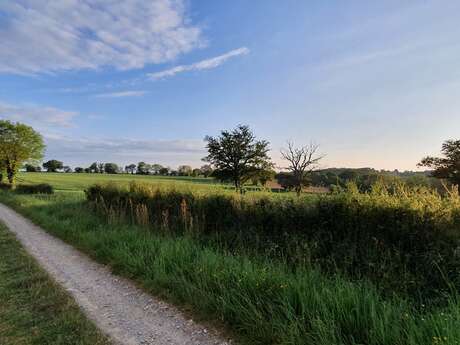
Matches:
[[1, 0, 459, 171]]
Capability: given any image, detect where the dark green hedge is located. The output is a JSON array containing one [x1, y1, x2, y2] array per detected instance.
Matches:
[[86, 182, 460, 304]]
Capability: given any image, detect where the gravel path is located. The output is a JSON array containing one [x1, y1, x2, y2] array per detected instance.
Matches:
[[0, 203, 232, 345]]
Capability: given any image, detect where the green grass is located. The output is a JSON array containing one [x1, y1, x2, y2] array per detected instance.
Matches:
[[17, 172, 219, 192], [0, 221, 111, 345], [1, 191, 460, 345]]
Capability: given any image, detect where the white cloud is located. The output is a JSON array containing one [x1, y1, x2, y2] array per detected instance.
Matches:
[[0, 0, 202, 74], [0, 101, 78, 128], [94, 91, 147, 98], [148, 47, 250, 80], [44, 135, 206, 167]]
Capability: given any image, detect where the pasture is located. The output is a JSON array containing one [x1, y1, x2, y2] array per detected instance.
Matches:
[[17, 172, 218, 192]]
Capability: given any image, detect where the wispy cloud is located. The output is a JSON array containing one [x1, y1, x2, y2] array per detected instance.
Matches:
[[43, 135, 206, 167], [148, 47, 250, 80], [94, 91, 147, 98], [0, 101, 78, 128], [0, 0, 202, 74]]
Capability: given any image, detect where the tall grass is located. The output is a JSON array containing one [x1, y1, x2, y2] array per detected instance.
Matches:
[[1, 191, 460, 344], [86, 181, 460, 304]]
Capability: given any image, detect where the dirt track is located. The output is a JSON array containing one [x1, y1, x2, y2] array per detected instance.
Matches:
[[0, 203, 230, 345]]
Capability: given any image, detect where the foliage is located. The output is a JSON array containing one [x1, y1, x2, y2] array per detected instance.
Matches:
[[75, 167, 84, 173], [178, 165, 192, 176], [0, 120, 44, 184], [0, 223, 110, 345], [136, 161, 151, 175], [203, 125, 273, 192], [2, 191, 460, 345], [86, 181, 460, 304], [15, 183, 54, 194], [419, 139, 460, 185], [24, 163, 41, 172], [43, 159, 63, 172], [125, 164, 137, 174], [103, 162, 119, 174]]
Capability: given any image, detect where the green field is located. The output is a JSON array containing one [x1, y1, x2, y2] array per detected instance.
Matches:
[[1, 177, 460, 345], [0, 222, 110, 345], [17, 172, 219, 192]]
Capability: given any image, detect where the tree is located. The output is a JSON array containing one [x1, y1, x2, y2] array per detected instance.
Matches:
[[203, 125, 272, 192], [89, 162, 99, 173], [192, 168, 202, 177], [97, 162, 105, 174], [63, 166, 72, 173], [418, 140, 460, 186], [75, 167, 84, 173], [0, 120, 45, 184], [280, 141, 324, 196], [159, 167, 170, 175], [125, 164, 136, 174], [200, 164, 213, 177], [136, 162, 151, 175], [250, 167, 276, 186], [104, 163, 119, 174], [24, 164, 41, 172], [151, 164, 163, 175], [178, 165, 192, 176], [43, 160, 64, 172]]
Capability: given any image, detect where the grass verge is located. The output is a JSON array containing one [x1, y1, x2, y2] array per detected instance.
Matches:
[[0, 191, 459, 345], [0, 221, 111, 345]]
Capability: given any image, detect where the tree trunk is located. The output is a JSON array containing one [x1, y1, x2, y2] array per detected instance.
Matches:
[[6, 165, 15, 185]]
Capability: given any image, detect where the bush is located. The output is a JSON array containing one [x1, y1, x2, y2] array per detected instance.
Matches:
[[85, 181, 460, 305], [0, 183, 13, 191], [15, 183, 54, 194]]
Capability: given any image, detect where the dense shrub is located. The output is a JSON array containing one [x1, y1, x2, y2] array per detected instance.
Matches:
[[86, 182, 460, 304], [15, 183, 54, 194], [0, 183, 13, 191]]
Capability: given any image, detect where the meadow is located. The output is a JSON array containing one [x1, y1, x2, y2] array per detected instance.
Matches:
[[2, 173, 460, 344], [0, 222, 110, 345]]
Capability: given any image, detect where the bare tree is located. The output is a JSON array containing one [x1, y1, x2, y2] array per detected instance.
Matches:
[[280, 141, 324, 196]]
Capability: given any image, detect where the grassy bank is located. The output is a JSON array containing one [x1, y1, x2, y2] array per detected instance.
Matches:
[[1, 190, 460, 345], [86, 182, 460, 304], [0, 221, 111, 345]]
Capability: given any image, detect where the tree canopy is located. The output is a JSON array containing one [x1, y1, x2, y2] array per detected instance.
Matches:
[[203, 125, 272, 191], [0, 120, 44, 184], [418, 139, 460, 185], [43, 159, 63, 172]]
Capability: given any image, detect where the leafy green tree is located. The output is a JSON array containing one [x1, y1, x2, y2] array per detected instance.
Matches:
[[43, 160, 63, 172], [418, 140, 460, 185], [89, 162, 99, 173], [137, 162, 151, 175], [104, 163, 119, 174], [159, 167, 170, 175], [125, 164, 136, 174], [200, 164, 213, 177], [178, 165, 192, 176], [151, 164, 163, 175], [251, 167, 276, 186], [0, 120, 45, 184], [75, 167, 84, 173], [97, 162, 105, 174], [192, 168, 201, 177], [203, 125, 272, 192], [24, 163, 41, 172]]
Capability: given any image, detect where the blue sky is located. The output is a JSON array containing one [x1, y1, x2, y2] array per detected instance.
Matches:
[[1, 1, 459, 170]]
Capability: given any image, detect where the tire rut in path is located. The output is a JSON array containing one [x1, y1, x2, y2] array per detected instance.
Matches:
[[0, 203, 232, 345]]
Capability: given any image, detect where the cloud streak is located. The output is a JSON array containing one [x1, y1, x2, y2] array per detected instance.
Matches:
[[0, 101, 78, 128], [148, 47, 250, 80], [94, 91, 147, 98], [0, 0, 202, 74]]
